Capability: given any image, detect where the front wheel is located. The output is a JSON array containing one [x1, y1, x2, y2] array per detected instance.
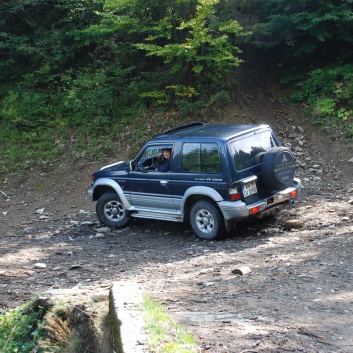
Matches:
[[190, 200, 225, 240], [96, 192, 131, 228]]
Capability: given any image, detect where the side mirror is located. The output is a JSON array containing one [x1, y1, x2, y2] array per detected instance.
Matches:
[[131, 160, 147, 173]]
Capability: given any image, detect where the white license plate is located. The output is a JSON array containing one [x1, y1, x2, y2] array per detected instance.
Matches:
[[242, 181, 257, 197]]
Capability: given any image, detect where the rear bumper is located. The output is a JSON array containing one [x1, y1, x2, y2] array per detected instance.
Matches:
[[219, 178, 302, 221]]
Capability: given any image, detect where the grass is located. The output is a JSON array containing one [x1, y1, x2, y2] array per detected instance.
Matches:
[[142, 296, 199, 353], [1, 295, 199, 353], [0, 108, 187, 175], [0, 297, 111, 353]]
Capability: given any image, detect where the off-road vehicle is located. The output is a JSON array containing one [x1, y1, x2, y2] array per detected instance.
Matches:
[[88, 122, 301, 240]]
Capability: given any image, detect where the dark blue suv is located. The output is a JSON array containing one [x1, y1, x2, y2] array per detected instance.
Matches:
[[88, 123, 301, 240]]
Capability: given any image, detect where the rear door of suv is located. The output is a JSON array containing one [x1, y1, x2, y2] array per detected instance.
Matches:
[[227, 128, 280, 201]]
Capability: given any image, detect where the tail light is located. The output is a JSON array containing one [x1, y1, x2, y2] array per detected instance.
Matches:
[[228, 188, 241, 201], [249, 206, 260, 214], [289, 190, 297, 198]]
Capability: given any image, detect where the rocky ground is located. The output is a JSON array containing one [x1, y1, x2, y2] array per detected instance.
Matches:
[[1, 78, 353, 352]]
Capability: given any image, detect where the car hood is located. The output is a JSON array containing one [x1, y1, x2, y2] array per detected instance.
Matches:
[[99, 160, 131, 172]]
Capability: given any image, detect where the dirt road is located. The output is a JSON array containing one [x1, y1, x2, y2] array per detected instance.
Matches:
[[1, 85, 353, 352]]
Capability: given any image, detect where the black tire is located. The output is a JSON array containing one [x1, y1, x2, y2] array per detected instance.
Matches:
[[96, 192, 131, 228], [261, 147, 296, 191], [190, 200, 225, 240]]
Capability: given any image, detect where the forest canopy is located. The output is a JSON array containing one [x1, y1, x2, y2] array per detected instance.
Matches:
[[0, 0, 352, 169]]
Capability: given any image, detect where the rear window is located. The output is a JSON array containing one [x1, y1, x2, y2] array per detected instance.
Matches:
[[182, 143, 221, 173], [229, 131, 277, 171]]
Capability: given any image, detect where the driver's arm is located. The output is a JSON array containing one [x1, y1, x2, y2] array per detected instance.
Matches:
[[157, 159, 171, 172]]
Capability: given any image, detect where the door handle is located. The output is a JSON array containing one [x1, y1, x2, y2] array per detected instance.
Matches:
[[160, 180, 168, 186]]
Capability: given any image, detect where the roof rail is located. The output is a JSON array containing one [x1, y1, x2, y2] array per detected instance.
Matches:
[[163, 122, 205, 135]]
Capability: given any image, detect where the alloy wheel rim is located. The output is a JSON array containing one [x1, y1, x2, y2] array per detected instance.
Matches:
[[195, 209, 214, 233], [104, 200, 125, 221]]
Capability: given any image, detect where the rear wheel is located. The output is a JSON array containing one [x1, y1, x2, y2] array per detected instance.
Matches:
[[96, 192, 131, 228], [190, 200, 225, 240]]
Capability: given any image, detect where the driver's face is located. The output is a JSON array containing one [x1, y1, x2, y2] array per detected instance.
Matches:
[[163, 150, 171, 159]]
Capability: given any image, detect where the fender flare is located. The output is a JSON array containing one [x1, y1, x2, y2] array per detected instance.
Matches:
[[92, 178, 133, 210], [180, 186, 223, 218]]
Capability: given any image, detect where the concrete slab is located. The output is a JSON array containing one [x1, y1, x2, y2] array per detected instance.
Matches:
[[109, 281, 148, 353]]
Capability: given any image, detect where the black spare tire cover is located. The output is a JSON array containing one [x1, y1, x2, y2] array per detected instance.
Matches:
[[261, 147, 296, 190]]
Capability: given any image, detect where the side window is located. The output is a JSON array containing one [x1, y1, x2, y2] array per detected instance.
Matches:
[[140, 146, 160, 159], [136, 144, 173, 171], [182, 143, 221, 173]]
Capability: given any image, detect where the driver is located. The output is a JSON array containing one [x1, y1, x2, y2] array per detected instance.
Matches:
[[155, 148, 171, 172]]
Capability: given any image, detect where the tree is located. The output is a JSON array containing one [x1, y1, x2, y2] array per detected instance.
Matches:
[[135, 0, 247, 102], [252, 0, 353, 61], [0, 0, 104, 81]]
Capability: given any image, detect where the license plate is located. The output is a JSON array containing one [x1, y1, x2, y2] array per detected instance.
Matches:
[[242, 181, 257, 197]]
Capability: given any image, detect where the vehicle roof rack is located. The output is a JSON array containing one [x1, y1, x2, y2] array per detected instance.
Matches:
[[163, 122, 205, 135]]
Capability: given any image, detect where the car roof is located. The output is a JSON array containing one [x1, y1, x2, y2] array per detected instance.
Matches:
[[154, 122, 270, 141]]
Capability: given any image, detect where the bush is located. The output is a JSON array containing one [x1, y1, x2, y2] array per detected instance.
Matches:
[[290, 64, 353, 136]]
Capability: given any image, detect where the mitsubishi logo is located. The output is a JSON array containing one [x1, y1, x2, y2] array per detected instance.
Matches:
[[282, 154, 288, 163]]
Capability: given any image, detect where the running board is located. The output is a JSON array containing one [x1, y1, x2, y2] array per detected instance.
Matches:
[[132, 212, 182, 222]]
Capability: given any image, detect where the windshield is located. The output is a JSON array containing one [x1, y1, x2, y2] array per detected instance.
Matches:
[[229, 131, 277, 171]]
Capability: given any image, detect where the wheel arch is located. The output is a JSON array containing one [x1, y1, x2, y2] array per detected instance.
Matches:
[[182, 186, 224, 223], [92, 178, 132, 210], [93, 185, 116, 201]]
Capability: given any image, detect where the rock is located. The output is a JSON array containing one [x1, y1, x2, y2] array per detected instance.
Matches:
[[70, 264, 83, 269], [33, 263, 47, 269], [231, 266, 251, 275], [96, 227, 111, 233], [91, 292, 109, 302], [200, 268, 214, 274], [348, 157, 353, 163], [0, 190, 8, 199], [36, 208, 45, 214], [95, 233, 105, 239], [283, 219, 304, 230], [264, 228, 281, 234], [80, 221, 95, 226]]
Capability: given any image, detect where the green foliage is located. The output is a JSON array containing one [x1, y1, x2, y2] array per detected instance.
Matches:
[[0, 298, 49, 353], [291, 64, 353, 136], [1, 89, 51, 130], [1, 0, 353, 172], [136, 0, 246, 100], [0, 0, 104, 81], [250, 0, 353, 61]]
